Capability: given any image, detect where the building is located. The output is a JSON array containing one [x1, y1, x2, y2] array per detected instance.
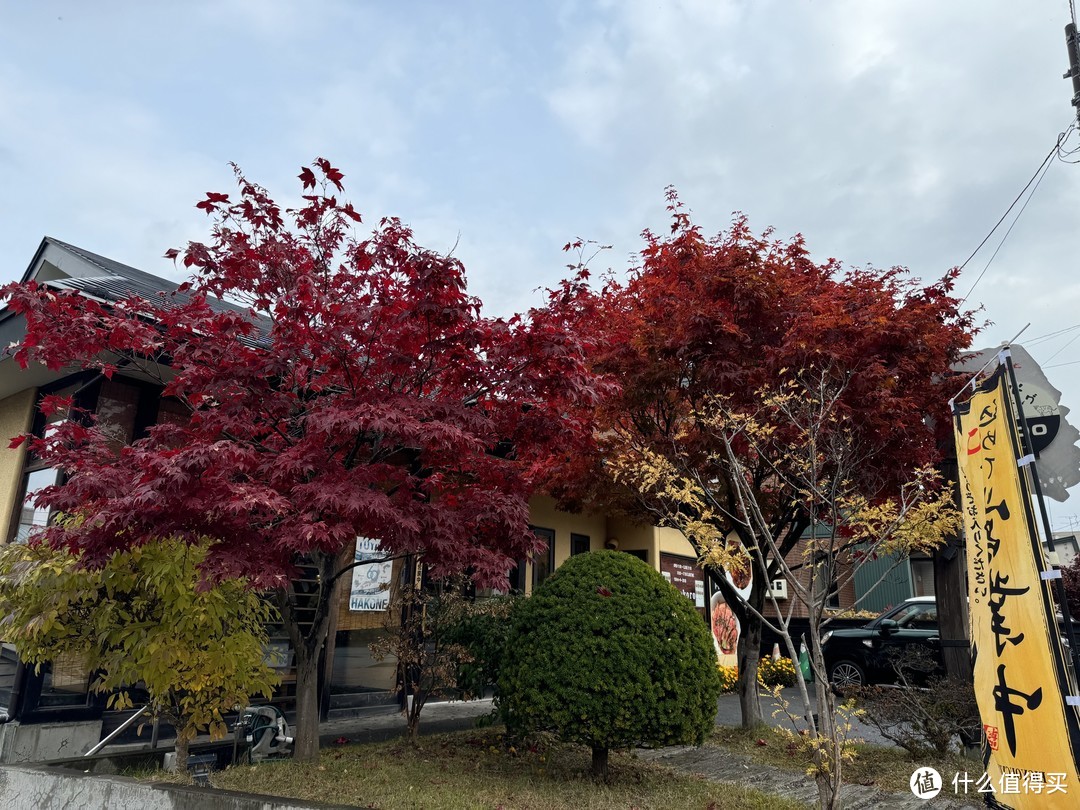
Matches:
[[1045, 532, 1079, 568], [849, 551, 936, 614]]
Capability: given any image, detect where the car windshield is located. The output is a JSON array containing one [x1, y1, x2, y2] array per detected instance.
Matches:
[[884, 603, 937, 629]]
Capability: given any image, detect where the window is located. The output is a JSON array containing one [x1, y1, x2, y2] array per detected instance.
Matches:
[[812, 552, 841, 609], [910, 556, 935, 597], [11, 381, 81, 544], [826, 581, 841, 610], [13, 467, 60, 544], [9, 376, 184, 544], [505, 560, 527, 594], [531, 526, 555, 589], [95, 379, 141, 449], [891, 602, 938, 629], [570, 533, 590, 556]]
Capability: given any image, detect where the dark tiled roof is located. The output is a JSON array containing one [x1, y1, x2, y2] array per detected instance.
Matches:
[[43, 238, 180, 295], [51, 274, 179, 303], [39, 238, 270, 338]]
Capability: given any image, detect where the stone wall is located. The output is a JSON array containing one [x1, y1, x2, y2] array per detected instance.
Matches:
[[0, 763, 343, 810]]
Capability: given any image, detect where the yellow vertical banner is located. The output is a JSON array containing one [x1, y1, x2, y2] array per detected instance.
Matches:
[[955, 363, 1080, 808]]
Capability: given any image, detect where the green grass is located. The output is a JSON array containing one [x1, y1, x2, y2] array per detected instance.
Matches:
[[709, 725, 975, 794], [203, 729, 807, 809]]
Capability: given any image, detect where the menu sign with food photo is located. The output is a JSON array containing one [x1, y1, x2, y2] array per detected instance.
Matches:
[[711, 550, 753, 666]]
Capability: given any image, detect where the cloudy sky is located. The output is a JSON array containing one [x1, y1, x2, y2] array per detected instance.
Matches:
[[4, 1, 1080, 524]]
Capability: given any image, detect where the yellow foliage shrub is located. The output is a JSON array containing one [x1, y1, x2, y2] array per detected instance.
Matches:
[[757, 656, 797, 688], [716, 664, 739, 693]]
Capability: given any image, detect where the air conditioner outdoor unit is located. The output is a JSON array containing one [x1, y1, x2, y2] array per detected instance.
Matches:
[[769, 579, 788, 600]]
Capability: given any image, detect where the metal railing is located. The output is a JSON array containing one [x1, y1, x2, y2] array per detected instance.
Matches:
[[84, 705, 149, 757]]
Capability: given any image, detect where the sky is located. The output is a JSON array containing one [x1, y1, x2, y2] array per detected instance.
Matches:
[[3, 1, 1080, 526]]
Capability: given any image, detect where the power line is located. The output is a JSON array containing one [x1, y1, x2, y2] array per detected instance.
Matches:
[[955, 129, 1068, 291], [960, 139, 1062, 303], [1043, 330, 1080, 364], [1026, 323, 1080, 344]]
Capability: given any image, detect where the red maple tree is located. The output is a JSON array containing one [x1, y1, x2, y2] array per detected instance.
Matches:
[[571, 190, 977, 727], [2, 160, 599, 760]]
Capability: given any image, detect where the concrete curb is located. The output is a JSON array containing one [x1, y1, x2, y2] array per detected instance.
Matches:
[[0, 762, 352, 810]]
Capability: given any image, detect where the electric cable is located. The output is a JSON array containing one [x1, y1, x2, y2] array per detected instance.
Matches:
[[1019, 326, 1080, 347], [1026, 323, 1080, 345], [955, 132, 1065, 287], [960, 143, 1059, 303], [1042, 330, 1080, 364]]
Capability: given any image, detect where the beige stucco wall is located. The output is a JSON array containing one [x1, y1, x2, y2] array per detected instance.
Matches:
[[527, 495, 608, 576], [514, 498, 706, 591], [604, 514, 657, 565], [657, 526, 697, 558], [0, 388, 35, 544]]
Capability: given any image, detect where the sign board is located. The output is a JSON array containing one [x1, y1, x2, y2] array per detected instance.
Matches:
[[709, 538, 753, 667], [954, 364, 1080, 807], [349, 537, 393, 612], [660, 552, 705, 607], [957, 344, 1080, 502]]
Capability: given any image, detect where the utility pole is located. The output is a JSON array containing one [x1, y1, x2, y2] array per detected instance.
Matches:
[[1066, 17, 1080, 125]]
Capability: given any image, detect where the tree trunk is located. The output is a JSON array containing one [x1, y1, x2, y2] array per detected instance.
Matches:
[[811, 634, 843, 810], [173, 733, 190, 774], [318, 545, 351, 722], [277, 552, 337, 763], [815, 769, 840, 810], [292, 644, 321, 763], [736, 631, 762, 728], [404, 641, 423, 746], [737, 576, 766, 728], [709, 567, 765, 727], [591, 746, 609, 780]]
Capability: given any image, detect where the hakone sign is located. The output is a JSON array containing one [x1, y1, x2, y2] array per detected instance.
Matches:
[[954, 362, 1080, 808], [349, 536, 393, 612]]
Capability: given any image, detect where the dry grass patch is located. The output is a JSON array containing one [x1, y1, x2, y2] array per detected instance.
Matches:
[[205, 728, 804, 809], [710, 725, 974, 794]]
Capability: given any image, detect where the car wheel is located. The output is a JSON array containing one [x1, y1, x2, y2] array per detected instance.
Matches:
[[828, 659, 865, 689]]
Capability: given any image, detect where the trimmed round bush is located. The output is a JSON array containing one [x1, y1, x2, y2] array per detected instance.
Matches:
[[498, 551, 721, 777]]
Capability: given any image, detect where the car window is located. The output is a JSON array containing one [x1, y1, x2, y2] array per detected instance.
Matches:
[[905, 607, 937, 629], [885, 603, 938, 629]]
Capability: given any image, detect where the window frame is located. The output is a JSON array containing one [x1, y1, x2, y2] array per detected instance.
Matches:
[[530, 526, 556, 589]]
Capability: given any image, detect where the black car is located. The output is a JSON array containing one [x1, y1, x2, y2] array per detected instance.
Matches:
[[821, 597, 943, 688]]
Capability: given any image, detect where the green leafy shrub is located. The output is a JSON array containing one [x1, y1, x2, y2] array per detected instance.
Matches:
[[445, 595, 519, 700], [498, 551, 721, 778], [757, 656, 797, 688]]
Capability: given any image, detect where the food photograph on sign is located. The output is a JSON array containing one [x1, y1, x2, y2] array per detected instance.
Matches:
[[711, 548, 753, 666]]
